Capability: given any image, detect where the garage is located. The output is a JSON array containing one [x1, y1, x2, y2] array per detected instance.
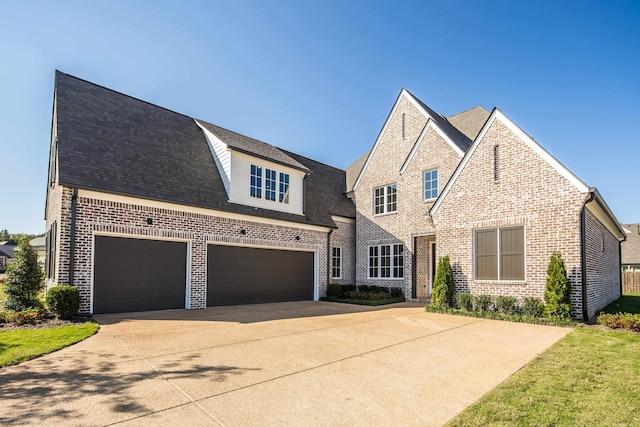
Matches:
[[93, 236, 187, 314], [207, 245, 314, 306]]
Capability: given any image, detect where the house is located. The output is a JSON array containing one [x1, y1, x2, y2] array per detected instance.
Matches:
[[45, 71, 355, 314], [621, 224, 640, 271], [347, 89, 625, 321], [45, 72, 624, 320], [0, 241, 17, 272], [29, 236, 46, 266]]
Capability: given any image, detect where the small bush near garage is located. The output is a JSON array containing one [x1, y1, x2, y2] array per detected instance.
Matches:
[[457, 293, 473, 311], [544, 251, 572, 319], [322, 284, 405, 306], [474, 294, 493, 312], [46, 285, 80, 320], [327, 283, 342, 298], [522, 297, 545, 317], [389, 287, 403, 298], [495, 296, 518, 314]]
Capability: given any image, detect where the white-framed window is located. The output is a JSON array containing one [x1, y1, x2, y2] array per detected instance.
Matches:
[[474, 226, 525, 281], [279, 172, 290, 204], [424, 169, 438, 200], [250, 165, 290, 204], [332, 247, 342, 279], [250, 165, 262, 198], [368, 244, 403, 278], [373, 184, 397, 215]]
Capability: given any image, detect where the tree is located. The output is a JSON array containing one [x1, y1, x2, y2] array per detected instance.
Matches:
[[0, 229, 9, 240], [3, 238, 45, 311], [544, 251, 572, 319], [431, 255, 455, 308]]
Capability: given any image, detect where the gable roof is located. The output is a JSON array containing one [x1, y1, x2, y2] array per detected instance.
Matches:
[[447, 105, 491, 140], [430, 108, 590, 216], [0, 244, 16, 258], [53, 71, 352, 228], [352, 89, 472, 191], [195, 120, 309, 172], [345, 150, 370, 192]]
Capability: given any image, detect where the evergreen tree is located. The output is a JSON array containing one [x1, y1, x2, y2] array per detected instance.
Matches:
[[3, 238, 45, 311], [431, 255, 455, 308], [544, 251, 572, 319]]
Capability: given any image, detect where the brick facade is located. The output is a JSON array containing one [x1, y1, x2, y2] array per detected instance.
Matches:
[[47, 188, 333, 313], [330, 219, 356, 285]]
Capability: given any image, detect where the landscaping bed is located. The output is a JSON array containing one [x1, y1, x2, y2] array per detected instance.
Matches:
[[321, 284, 405, 306]]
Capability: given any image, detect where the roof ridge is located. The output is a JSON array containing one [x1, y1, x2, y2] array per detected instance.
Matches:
[[278, 148, 345, 172], [447, 105, 488, 118], [55, 70, 193, 121], [195, 118, 282, 151]]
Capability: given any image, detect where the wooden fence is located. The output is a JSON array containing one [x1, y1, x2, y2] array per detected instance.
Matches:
[[622, 272, 640, 294]]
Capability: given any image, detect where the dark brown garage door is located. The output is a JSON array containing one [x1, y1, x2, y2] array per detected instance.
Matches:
[[94, 236, 187, 314], [207, 245, 314, 306]]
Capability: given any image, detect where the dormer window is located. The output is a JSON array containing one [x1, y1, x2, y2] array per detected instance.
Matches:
[[250, 164, 290, 204]]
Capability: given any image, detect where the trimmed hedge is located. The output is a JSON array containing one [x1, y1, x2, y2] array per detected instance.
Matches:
[[46, 285, 80, 320], [425, 304, 577, 327]]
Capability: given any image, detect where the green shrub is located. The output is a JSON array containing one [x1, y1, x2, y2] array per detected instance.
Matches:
[[431, 255, 455, 308], [0, 307, 50, 325], [327, 283, 342, 298], [358, 285, 370, 293], [457, 293, 473, 311], [45, 285, 80, 320], [522, 297, 545, 317], [474, 294, 493, 312], [3, 240, 45, 311], [544, 252, 572, 319], [495, 296, 518, 314], [597, 313, 640, 332], [340, 284, 356, 295], [389, 287, 403, 298]]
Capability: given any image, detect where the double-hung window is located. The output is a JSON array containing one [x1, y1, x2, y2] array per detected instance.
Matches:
[[332, 247, 342, 279], [373, 184, 397, 215], [249, 164, 290, 204], [368, 244, 403, 278], [424, 169, 438, 200], [475, 226, 524, 281]]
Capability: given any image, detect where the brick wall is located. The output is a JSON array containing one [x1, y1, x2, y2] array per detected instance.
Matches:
[[584, 208, 621, 318], [49, 189, 329, 313], [432, 117, 589, 318], [330, 219, 356, 284], [353, 94, 462, 299]]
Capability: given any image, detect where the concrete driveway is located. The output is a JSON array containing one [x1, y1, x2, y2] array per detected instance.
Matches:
[[0, 302, 571, 426]]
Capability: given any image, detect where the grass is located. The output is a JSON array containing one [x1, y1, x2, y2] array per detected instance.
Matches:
[[447, 327, 640, 426], [0, 322, 99, 367], [600, 293, 640, 314]]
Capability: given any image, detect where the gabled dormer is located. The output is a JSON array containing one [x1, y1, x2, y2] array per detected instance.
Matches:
[[195, 120, 309, 216]]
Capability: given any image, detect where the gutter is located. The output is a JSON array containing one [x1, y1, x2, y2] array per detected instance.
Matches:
[[69, 188, 78, 286], [580, 192, 595, 322]]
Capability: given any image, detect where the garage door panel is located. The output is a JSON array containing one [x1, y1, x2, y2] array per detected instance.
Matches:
[[207, 245, 314, 306], [94, 236, 187, 314]]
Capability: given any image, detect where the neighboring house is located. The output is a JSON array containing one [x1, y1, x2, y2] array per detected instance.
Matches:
[[0, 241, 17, 272], [347, 89, 625, 321], [45, 71, 355, 315], [45, 72, 625, 320], [29, 236, 46, 266], [621, 224, 640, 271]]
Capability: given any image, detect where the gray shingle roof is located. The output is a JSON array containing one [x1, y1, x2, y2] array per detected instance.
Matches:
[[622, 223, 640, 264], [447, 105, 491, 140], [405, 89, 473, 153], [0, 243, 16, 258], [54, 71, 352, 228], [345, 150, 370, 192], [195, 120, 309, 172]]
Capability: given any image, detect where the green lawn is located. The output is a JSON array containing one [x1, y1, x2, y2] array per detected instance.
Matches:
[[0, 322, 99, 367], [447, 327, 640, 426], [600, 293, 640, 314]]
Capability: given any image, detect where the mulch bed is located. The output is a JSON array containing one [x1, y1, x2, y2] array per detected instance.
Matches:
[[0, 316, 94, 330]]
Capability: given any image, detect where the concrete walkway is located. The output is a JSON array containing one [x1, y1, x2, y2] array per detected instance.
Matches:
[[0, 302, 571, 426]]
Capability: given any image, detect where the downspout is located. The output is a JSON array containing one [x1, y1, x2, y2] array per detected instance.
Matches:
[[69, 188, 78, 286], [581, 192, 595, 322], [327, 228, 334, 289], [619, 242, 623, 296]]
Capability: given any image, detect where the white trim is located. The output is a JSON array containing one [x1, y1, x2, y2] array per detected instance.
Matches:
[[430, 110, 589, 216], [77, 189, 332, 232], [206, 241, 319, 302], [373, 183, 398, 216], [331, 246, 342, 279], [399, 120, 464, 175], [90, 231, 192, 314], [423, 168, 439, 201], [331, 215, 355, 225], [367, 243, 404, 280]]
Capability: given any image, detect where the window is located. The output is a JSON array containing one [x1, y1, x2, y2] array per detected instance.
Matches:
[[279, 173, 290, 204], [250, 165, 262, 198], [332, 247, 342, 279], [368, 244, 403, 278], [424, 169, 438, 200], [250, 165, 290, 203], [265, 169, 277, 201], [45, 221, 57, 279], [374, 184, 397, 215], [474, 226, 524, 281]]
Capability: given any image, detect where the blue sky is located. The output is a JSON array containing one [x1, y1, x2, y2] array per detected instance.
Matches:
[[1, 0, 639, 233]]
